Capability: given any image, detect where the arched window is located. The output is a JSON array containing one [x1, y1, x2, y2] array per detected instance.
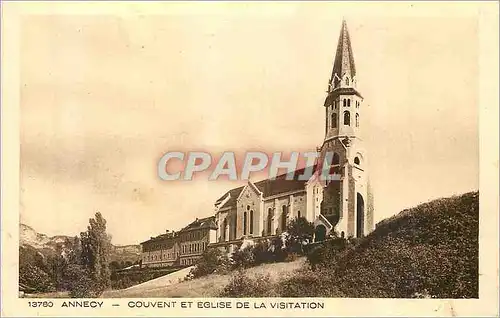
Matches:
[[267, 208, 273, 235], [344, 111, 351, 126], [343, 99, 346, 107], [281, 205, 288, 231], [334, 100, 338, 109], [223, 218, 227, 241], [356, 113, 359, 127], [249, 210, 254, 234], [243, 211, 247, 235], [354, 157, 360, 165], [332, 152, 340, 165], [331, 113, 337, 128], [347, 99, 351, 107], [297, 211, 301, 219]]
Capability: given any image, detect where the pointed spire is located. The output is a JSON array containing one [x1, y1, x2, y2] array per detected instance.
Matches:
[[329, 20, 356, 90]]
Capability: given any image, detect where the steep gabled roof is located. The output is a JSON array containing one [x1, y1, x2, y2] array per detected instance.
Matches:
[[216, 166, 316, 209]]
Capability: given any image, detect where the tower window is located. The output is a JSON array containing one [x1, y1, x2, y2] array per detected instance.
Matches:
[[334, 100, 338, 109], [332, 152, 340, 165], [354, 157, 360, 165], [331, 113, 337, 128], [343, 99, 346, 107], [344, 111, 351, 126], [347, 99, 351, 107], [345, 77, 350, 85], [356, 113, 359, 127], [297, 211, 301, 219]]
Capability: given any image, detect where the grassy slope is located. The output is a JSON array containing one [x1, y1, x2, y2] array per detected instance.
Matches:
[[103, 258, 306, 298], [319, 191, 479, 298]]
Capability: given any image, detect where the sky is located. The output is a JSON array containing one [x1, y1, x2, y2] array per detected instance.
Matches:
[[19, 4, 479, 245]]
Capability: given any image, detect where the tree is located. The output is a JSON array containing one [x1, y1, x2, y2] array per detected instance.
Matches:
[[47, 244, 68, 290], [285, 217, 315, 254], [79, 212, 112, 295]]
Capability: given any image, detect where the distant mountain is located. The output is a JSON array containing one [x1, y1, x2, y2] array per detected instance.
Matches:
[[19, 223, 141, 262]]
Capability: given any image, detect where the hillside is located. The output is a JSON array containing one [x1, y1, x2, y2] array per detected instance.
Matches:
[[281, 191, 480, 298], [333, 191, 479, 298]]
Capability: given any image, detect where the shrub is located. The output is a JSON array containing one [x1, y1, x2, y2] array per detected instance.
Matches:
[[231, 246, 255, 269], [306, 238, 347, 270], [277, 269, 343, 297], [219, 270, 276, 297], [19, 264, 55, 293], [252, 240, 273, 265], [64, 264, 103, 298], [269, 236, 288, 262], [190, 248, 231, 278], [285, 217, 315, 254]]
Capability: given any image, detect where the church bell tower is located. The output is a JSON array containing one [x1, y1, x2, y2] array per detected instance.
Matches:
[[318, 20, 374, 238]]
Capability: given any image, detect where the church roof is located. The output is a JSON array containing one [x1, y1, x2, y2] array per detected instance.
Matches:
[[216, 166, 316, 209], [330, 20, 356, 82]]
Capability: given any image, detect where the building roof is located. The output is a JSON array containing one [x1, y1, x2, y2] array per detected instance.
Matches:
[[216, 166, 316, 209], [140, 216, 216, 244], [179, 216, 217, 232], [330, 20, 356, 81]]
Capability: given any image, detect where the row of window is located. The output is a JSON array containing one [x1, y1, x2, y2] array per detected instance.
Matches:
[[181, 258, 197, 266], [144, 252, 179, 262], [180, 230, 204, 241], [329, 111, 359, 128], [331, 98, 360, 110], [144, 243, 174, 252], [181, 241, 207, 254]]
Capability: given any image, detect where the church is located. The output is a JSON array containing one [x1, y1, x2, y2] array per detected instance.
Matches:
[[211, 20, 374, 251]]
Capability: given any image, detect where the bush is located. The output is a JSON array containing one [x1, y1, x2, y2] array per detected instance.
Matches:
[[64, 264, 104, 298], [190, 248, 231, 278], [19, 264, 55, 293], [285, 217, 315, 254], [269, 236, 288, 262], [252, 240, 273, 265], [231, 246, 255, 269], [278, 269, 343, 297], [219, 270, 276, 297], [306, 238, 347, 270]]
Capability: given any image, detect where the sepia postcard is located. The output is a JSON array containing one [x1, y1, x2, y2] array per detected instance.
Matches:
[[1, 1, 499, 317]]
